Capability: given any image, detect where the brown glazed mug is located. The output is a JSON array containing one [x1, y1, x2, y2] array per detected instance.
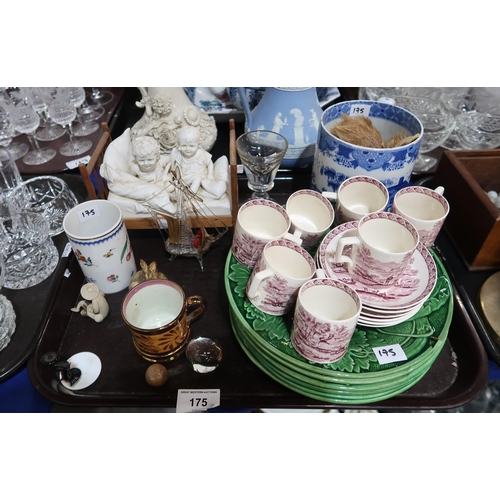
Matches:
[[121, 279, 206, 362]]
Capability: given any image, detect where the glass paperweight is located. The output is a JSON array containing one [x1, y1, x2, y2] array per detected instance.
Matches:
[[186, 337, 223, 373]]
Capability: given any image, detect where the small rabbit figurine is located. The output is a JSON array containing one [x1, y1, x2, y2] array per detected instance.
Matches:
[[129, 259, 168, 290]]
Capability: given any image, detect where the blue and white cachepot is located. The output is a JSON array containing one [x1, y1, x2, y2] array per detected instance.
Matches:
[[311, 100, 423, 205]]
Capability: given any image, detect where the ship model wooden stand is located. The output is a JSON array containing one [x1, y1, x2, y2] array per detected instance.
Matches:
[[147, 170, 229, 271]]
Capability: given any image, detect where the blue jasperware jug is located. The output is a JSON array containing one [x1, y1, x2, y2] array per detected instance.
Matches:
[[237, 87, 323, 168]]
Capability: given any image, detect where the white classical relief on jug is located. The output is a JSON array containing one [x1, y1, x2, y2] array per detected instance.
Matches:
[[272, 112, 288, 134], [290, 108, 306, 146], [100, 126, 230, 219], [262, 109, 319, 147], [310, 109, 320, 130], [131, 87, 217, 154]]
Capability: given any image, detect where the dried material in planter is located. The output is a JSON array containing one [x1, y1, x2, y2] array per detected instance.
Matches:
[[331, 114, 420, 149], [331, 114, 384, 148], [384, 132, 421, 148]]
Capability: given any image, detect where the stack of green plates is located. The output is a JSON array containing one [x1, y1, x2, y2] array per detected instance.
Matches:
[[225, 250, 453, 405]]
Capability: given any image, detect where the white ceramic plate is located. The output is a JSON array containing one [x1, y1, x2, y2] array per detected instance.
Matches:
[[59, 351, 102, 391], [360, 300, 422, 317], [358, 308, 421, 328]]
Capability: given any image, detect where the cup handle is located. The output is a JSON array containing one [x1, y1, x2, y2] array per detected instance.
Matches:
[[285, 229, 303, 246], [322, 191, 337, 201], [335, 236, 360, 273], [247, 269, 273, 299], [315, 268, 326, 279], [186, 295, 206, 325], [434, 186, 445, 196]]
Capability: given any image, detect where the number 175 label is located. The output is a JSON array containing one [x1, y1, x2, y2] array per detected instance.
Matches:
[[78, 205, 101, 224], [176, 389, 221, 413], [349, 104, 371, 117]]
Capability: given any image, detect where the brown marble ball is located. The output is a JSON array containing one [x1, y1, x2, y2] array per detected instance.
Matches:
[[145, 364, 168, 387]]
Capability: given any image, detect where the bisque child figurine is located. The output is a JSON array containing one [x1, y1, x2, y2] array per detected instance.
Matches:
[[169, 126, 228, 200], [71, 283, 110, 323]]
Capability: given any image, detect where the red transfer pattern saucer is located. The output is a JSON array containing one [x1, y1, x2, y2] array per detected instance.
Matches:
[[317, 221, 437, 310]]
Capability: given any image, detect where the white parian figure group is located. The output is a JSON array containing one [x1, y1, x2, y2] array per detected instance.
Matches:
[[100, 125, 229, 215]]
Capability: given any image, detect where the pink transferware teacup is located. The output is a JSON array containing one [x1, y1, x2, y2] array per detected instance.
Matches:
[[391, 185, 449, 248], [231, 199, 301, 269], [290, 271, 362, 364], [335, 211, 419, 287], [245, 238, 316, 316]]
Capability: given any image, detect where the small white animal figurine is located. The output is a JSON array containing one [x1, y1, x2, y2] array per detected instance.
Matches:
[[71, 283, 110, 323]]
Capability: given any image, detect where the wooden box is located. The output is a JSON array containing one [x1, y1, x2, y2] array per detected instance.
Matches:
[[430, 150, 500, 270]]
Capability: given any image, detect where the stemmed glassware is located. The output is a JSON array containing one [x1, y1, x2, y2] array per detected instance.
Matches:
[[454, 112, 500, 150], [389, 94, 455, 174], [74, 102, 104, 136], [27, 87, 66, 142], [441, 89, 500, 150], [0, 90, 29, 160], [48, 90, 92, 157], [236, 130, 288, 200], [86, 87, 114, 106], [439, 91, 479, 150], [9, 101, 57, 165], [69, 87, 100, 137], [0, 109, 29, 162]]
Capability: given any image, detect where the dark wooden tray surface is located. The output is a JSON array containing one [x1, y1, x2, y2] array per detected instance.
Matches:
[[27, 226, 489, 410]]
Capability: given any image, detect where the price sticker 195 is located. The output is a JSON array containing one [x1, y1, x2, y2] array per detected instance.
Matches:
[[373, 344, 407, 365], [78, 205, 101, 224], [349, 104, 371, 117], [176, 389, 221, 413]]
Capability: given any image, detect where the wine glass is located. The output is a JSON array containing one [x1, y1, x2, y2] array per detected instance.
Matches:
[[48, 92, 92, 157], [74, 101, 105, 136], [25, 87, 66, 142], [86, 87, 114, 106], [1, 90, 30, 160], [69, 87, 101, 137], [9, 103, 57, 165], [0, 108, 29, 162], [236, 130, 288, 200], [389, 95, 455, 174]]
